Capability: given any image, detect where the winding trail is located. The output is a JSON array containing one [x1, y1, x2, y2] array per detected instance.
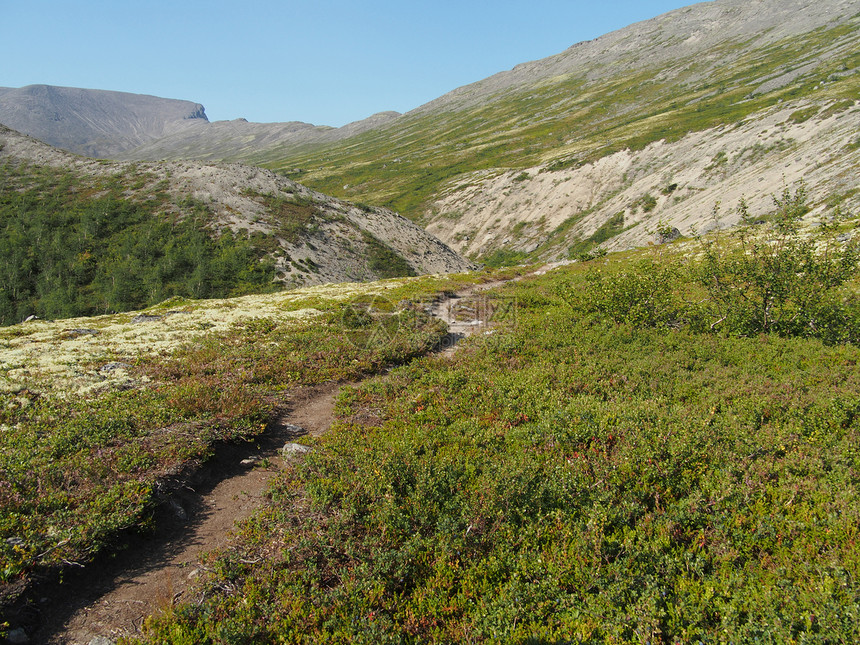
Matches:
[[31, 383, 339, 645], [26, 267, 559, 644]]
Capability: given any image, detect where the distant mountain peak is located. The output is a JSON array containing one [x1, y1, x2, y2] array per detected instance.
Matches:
[[0, 85, 208, 158]]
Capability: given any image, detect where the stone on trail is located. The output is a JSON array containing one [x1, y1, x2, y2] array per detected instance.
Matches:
[[88, 637, 116, 645], [282, 442, 311, 456], [6, 628, 30, 644]]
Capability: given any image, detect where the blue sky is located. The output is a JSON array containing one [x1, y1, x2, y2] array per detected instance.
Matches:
[[3, 0, 701, 126]]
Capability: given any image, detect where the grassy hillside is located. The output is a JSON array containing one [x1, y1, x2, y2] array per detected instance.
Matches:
[[0, 161, 278, 325], [2, 192, 860, 640], [260, 16, 859, 237], [0, 128, 472, 326], [3, 2, 860, 639], [111, 205, 860, 642]]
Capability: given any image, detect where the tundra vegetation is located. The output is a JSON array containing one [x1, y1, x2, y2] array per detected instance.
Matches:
[[1, 5, 857, 639], [0, 163, 279, 326], [88, 193, 860, 643], [0, 272, 508, 588]]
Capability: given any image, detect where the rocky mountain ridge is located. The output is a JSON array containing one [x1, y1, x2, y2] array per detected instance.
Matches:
[[0, 85, 208, 158], [0, 124, 475, 292], [114, 110, 402, 163], [0, 84, 401, 161], [413, 0, 859, 115]]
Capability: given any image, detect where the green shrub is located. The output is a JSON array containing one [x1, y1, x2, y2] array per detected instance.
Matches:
[[641, 193, 658, 212], [575, 246, 608, 262], [560, 185, 860, 345], [567, 212, 627, 258], [559, 259, 688, 328], [483, 248, 529, 268], [694, 185, 860, 342], [361, 232, 416, 279], [787, 105, 820, 124]]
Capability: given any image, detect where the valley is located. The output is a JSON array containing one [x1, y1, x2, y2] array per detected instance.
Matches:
[[1, 0, 860, 642]]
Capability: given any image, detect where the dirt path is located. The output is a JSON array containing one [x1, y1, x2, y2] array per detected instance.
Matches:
[[430, 264, 563, 357], [22, 267, 558, 644], [27, 383, 339, 645]]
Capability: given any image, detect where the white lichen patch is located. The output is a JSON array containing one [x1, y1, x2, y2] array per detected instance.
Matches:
[[0, 278, 413, 397]]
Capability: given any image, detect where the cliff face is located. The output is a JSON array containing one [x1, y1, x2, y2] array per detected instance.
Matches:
[[0, 85, 209, 158]]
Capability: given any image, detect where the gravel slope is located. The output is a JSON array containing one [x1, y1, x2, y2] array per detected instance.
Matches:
[[425, 100, 860, 257]]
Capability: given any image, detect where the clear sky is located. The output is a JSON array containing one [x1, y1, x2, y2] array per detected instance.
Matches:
[[2, 0, 702, 127]]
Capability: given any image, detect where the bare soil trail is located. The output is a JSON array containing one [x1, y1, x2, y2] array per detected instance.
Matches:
[[431, 263, 564, 357], [15, 266, 556, 644], [22, 383, 339, 645]]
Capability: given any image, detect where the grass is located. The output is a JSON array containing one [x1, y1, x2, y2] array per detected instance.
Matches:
[[0, 272, 505, 588], [2, 13, 859, 635], [481, 248, 530, 268], [128, 218, 860, 643]]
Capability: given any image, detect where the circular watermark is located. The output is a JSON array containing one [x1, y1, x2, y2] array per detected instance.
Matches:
[[337, 293, 409, 350]]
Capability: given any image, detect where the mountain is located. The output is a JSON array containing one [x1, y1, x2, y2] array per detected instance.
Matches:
[[3, 0, 858, 262], [0, 84, 401, 161], [0, 125, 474, 324], [256, 0, 860, 260], [0, 85, 208, 158], [115, 110, 402, 162], [423, 98, 860, 260]]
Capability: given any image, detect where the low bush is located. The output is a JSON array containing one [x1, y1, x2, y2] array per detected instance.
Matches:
[[361, 232, 416, 279], [559, 259, 688, 328], [136, 228, 860, 642], [694, 185, 860, 342], [563, 185, 860, 344]]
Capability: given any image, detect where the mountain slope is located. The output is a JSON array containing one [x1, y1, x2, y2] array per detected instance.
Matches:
[[252, 0, 859, 259], [409, 0, 857, 115], [4, 0, 857, 263], [0, 85, 208, 158], [426, 99, 860, 259], [0, 125, 474, 324]]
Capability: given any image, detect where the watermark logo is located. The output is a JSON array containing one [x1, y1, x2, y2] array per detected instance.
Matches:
[[337, 293, 405, 350], [337, 292, 517, 351]]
